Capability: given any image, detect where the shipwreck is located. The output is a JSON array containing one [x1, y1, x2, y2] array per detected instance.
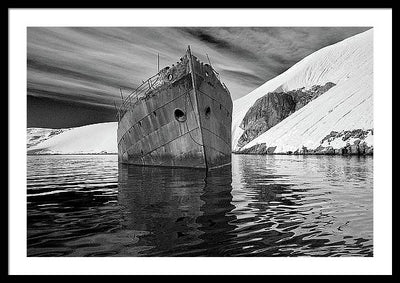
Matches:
[[116, 46, 232, 170]]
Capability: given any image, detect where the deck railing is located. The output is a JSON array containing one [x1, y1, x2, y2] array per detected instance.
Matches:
[[115, 51, 230, 121], [116, 71, 166, 120]]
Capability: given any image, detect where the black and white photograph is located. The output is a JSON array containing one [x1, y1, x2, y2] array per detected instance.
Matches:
[[8, 8, 392, 275]]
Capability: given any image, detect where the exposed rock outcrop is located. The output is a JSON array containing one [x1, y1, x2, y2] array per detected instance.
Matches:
[[236, 143, 277, 155], [318, 129, 373, 155], [234, 128, 373, 156], [237, 82, 336, 148], [292, 82, 336, 110], [237, 92, 296, 148], [320, 129, 373, 144]]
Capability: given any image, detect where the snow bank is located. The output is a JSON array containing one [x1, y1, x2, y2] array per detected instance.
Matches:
[[27, 122, 118, 154], [233, 29, 373, 153]]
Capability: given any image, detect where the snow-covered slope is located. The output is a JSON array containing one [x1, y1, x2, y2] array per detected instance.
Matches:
[[27, 128, 71, 149], [27, 122, 118, 154], [233, 29, 373, 153]]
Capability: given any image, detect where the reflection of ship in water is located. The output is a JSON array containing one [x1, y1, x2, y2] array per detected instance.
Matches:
[[117, 164, 237, 256], [195, 168, 237, 256]]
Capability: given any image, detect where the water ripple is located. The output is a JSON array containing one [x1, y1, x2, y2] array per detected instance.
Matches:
[[27, 154, 373, 257]]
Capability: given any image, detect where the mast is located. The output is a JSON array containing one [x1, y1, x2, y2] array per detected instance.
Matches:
[[157, 53, 160, 72], [187, 45, 208, 169], [206, 53, 212, 66], [187, 46, 197, 89], [206, 53, 220, 78]]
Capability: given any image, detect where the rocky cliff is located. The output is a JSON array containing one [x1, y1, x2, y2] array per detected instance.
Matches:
[[237, 82, 335, 148]]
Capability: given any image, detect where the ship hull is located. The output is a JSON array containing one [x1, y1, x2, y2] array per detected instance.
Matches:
[[117, 50, 232, 170]]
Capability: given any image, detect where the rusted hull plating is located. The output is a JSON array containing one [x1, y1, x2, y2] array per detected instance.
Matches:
[[117, 49, 232, 170]]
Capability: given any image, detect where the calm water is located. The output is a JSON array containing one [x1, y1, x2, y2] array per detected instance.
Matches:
[[27, 154, 373, 257]]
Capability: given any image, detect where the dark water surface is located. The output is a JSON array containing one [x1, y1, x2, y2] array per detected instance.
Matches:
[[27, 154, 373, 256]]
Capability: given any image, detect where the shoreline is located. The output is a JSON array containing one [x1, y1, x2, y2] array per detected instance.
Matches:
[[27, 152, 373, 157], [27, 153, 118, 156], [234, 140, 373, 156], [232, 151, 373, 156]]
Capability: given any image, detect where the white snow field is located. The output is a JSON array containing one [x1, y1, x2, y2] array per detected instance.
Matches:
[[232, 29, 373, 153], [27, 122, 118, 154]]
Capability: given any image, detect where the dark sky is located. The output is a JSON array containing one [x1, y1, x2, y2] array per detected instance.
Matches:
[[27, 26, 371, 128]]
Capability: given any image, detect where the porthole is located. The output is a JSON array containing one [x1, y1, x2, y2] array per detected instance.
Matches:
[[219, 104, 222, 110], [205, 106, 211, 119], [174, 108, 187, 122], [168, 74, 173, 81]]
